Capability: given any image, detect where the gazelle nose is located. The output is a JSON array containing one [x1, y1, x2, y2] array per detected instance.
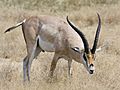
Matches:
[[90, 64, 94, 67], [89, 70, 94, 74], [89, 64, 95, 74]]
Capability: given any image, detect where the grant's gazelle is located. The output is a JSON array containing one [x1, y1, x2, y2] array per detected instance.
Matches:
[[5, 13, 101, 81]]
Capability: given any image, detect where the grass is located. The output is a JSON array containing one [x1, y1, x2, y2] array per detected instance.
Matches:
[[0, 0, 120, 90]]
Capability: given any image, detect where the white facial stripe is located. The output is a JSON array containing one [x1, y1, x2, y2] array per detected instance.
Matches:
[[82, 54, 89, 71], [83, 53, 88, 66]]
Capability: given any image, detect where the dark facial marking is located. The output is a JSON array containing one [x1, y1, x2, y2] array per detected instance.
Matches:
[[83, 53, 88, 64], [90, 64, 94, 67]]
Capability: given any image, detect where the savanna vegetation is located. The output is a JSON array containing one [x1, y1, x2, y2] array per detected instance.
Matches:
[[0, 0, 120, 90]]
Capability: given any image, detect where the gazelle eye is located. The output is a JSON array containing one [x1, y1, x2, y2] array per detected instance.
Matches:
[[71, 47, 80, 53]]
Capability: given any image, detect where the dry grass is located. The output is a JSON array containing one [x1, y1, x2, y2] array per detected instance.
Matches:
[[0, 0, 120, 90]]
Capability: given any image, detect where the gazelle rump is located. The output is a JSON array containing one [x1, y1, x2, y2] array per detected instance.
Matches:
[[5, 14, 101, 81]]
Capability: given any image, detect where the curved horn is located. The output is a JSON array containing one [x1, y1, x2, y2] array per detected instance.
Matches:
[[66, 16, 90, 54], [91, 13, 101, 54]]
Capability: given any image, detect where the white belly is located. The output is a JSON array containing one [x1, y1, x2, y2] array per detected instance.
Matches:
[[39, 36, 55, 52]]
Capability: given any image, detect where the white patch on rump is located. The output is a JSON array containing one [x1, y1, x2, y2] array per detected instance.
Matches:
[[38, 36, 55, 52]]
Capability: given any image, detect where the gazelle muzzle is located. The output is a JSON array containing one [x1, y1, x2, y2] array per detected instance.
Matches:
[[88, 64, 95, 74], [83, 53, 95, 74]]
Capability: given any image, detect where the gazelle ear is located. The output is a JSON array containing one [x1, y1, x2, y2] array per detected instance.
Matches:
[[90, 47, 101, 53], [96, 43, 107, 52], [71, 47, 80, 53], [96, 47, 102, 52]]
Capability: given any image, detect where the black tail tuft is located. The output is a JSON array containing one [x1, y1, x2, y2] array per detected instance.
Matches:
[[4, 28, 11, 33], [4, 25, 21, 33], [4, 20, 24, 33]]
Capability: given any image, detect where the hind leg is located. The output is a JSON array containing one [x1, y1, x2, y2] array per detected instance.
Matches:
[[23, 47, 42, 82], [27, 48, 42, 81], [23, 37, 42, 82], [23, 56, 29, 82]]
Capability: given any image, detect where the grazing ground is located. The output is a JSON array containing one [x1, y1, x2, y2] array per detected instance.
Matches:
[[0, 0, 120, 90]]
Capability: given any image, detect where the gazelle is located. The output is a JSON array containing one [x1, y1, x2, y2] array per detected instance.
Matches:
[[5, 13, 101, 81]]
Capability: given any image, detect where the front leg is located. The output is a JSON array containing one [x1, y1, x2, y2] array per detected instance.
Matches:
[[68, 59, 72, 77], [49, 53, 60, 77]]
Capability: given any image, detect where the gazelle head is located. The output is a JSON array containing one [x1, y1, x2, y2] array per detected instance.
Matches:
[[67, 13, 101, 74]]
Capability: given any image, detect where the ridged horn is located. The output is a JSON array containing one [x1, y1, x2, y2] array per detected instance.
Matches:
[[66, 16, 90, 54], [91, 13, 101, 54]]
